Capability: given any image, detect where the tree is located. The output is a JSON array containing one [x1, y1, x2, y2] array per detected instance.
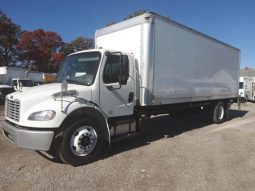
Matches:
[[124, 9, 148, 20], [60, 36, 94, 56], [0, 10, 21, 66], [17, 29, 64, 72]]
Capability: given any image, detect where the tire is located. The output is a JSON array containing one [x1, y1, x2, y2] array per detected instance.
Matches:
[[56, 118, 105, 166], [212, 102, 226, 124]]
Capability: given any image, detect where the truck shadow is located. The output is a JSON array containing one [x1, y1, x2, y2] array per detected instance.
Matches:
[[36, 108, 248, 165], [99, 108, 248, 160]]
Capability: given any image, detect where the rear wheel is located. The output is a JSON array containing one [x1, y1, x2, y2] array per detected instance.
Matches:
[[56, 118, 105, 166], [212, 101, 226, 124]]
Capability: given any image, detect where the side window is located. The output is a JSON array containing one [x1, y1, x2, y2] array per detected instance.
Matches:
[[103, 55, 129, 84]]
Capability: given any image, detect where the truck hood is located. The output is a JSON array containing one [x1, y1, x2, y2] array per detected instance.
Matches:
[[5, 83, 93, 127], [7, 83, 92, 103]]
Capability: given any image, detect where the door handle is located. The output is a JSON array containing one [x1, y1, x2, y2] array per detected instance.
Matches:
[[128, 92, 134, 103]]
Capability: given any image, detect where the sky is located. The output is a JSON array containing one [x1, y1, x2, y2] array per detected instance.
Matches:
[[1, 0, 255, 68]]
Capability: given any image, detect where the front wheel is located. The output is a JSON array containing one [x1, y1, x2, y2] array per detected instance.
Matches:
[[56, 118, 105, 166]]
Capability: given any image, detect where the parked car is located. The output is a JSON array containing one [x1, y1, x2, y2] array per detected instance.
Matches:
[[0, 84, 15, 104], [33, 81, 44, 86], [7, 78, 34, 91]]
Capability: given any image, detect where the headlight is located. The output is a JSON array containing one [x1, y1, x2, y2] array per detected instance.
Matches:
[[28, 110, 56, 121]]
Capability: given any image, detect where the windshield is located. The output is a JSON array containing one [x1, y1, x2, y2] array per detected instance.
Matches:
[[56, 51, 101, 86]]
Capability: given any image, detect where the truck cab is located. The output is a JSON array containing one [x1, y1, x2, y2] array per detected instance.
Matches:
[[3, 49, 137, 166]]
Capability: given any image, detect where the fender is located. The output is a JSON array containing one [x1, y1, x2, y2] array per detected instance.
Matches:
[[59, 106, 110, 144]]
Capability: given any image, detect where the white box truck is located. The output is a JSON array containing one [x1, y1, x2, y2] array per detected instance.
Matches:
[[0, 67, 28, 99], [0, 67, 26, 84], [239, 76, 255, 102], [28, 72, 57, 84], [2, 12, 240, 166]]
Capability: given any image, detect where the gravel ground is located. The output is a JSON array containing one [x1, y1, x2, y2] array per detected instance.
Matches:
[[1, 103, 255, 191]]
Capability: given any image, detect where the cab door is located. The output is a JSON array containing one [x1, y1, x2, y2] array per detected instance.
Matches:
[[99, 53, 135, 117]]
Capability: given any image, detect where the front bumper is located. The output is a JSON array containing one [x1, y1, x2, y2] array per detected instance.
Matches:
[[2, 120, 54, 151]]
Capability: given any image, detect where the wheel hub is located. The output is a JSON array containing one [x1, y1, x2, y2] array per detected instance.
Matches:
[[70, 126, 98, 156], [80, 136, 90, 147]]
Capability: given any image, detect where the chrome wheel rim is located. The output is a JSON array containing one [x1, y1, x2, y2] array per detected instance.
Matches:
[[70, 126, 98, 156]]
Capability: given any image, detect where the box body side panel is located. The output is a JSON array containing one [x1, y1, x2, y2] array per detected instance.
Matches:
[[152, 18, 240, 104]]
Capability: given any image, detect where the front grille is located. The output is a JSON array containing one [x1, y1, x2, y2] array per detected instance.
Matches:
[[6, 99, 20, 122]]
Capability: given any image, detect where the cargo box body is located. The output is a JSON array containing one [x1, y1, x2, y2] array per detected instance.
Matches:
[[97, 12, 240, 107]]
